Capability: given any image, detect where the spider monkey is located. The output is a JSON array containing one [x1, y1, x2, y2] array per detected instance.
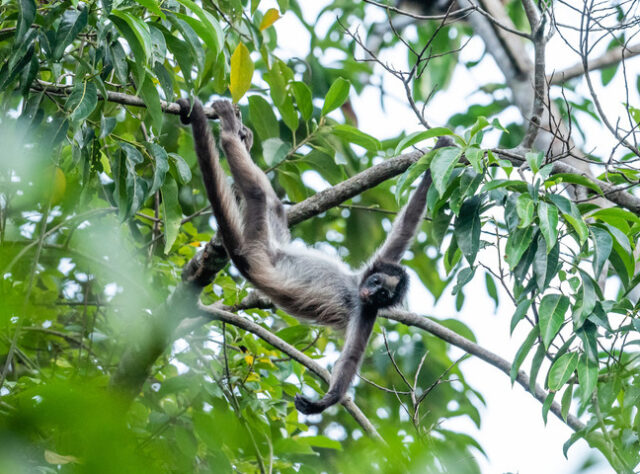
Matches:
[[177, 98, 453, 414]]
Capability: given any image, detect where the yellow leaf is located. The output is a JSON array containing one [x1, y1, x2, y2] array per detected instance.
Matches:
[[229, 42, 254, 103], [44, 167, 66, 204], [258, 357, 275, 367], [244, 354, 254, 365], [245, 372, 260, 382], [44, 450, 79, 465], [259, 8, 280, 31]]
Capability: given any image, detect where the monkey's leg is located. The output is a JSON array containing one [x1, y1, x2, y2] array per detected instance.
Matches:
[[177, 99, 245, 257], [212, 100, 288, 244]]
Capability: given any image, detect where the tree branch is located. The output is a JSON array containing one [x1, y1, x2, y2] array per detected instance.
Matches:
[[32, 80, 221, 119], [380, 308, 586, 432], [197, 303, 383, 440], [549, 43, 640, 85]]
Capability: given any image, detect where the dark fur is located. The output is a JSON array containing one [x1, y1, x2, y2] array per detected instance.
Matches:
[[179, 98, 453, 414]]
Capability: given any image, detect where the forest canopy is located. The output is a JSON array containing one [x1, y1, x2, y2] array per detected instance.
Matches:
[[1, 0, 640, 472]]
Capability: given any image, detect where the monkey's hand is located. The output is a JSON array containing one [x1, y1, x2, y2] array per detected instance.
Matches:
[[177, 98, 195, 125], [294, 394, 325, 415]]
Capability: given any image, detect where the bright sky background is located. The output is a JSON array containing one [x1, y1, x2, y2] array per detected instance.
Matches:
[[260, 1, 640, 473]]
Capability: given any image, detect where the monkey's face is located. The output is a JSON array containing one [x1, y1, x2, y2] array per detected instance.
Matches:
[[359, 269, 407, 309]]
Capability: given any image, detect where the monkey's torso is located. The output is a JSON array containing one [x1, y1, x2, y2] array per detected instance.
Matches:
[[247, 241, 362, 328]]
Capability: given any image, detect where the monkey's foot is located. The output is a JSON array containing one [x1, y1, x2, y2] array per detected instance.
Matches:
[[211, 100, 241, 134], [294, 394, 325, 415]]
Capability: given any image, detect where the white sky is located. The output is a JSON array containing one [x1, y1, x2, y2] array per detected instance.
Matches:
[[262, 1, 639, 473]]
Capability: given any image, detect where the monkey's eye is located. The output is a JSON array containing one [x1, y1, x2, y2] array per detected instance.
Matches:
[[371, 276, 381, 285]]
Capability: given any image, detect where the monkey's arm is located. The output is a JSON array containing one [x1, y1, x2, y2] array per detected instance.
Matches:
[[375, 136, 454, 263], [294, 309, 377, 415], [177, 99, 244, 257]]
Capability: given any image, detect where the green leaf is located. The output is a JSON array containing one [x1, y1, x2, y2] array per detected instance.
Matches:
[[229, 42, 254, 103], [577, 321, 598, 362], [485, 272, 498, 309], [537, 201, 559, 252], [53, 7, 89, 59], [175, 0, 223, 55], [562, 211, 589, 246], [301, 435, 342, 451], [331, 124, 381, 152], [510, 299, 531, 334], [533, 234, 549, 291], [277, 95, 298, 132], [504, 227, 534, 269], [573, 270, 597, 329], [114, 144, 145, 219], [262, 138, 290, 166], [169, 153, 192, 184], [135, 0, 165, 18], [162, 175, 182, 254], [66, 81, 98, 122], [560, 383, 573, 421], [542, 391, 556, 424], [548, 352, 579, 391], [529, 343, 546, 392], [147, 143, 169, 195], [393, 128, 454, 155], [452, 266, 475, 295], [516, 194, 534, 228], [248, 95, 279, 140], [590, 206, 640, 226], [464, 146, 484, 173], [590, 226, 613, 278], [16, 0, 36, 42], [139, 75, 162, 133], [453, 196, 482, 265], [577, 352, 598, 404], [469, 116, 489, 138], [546, 173, 603, 196], [109, 10, 151, 85], [278, 164, 307, 202], [291, 81, 313, 120], [539, 294, 569, 349], [304, 149, 343, 185], [321, 77, 350, 115], [525, 151, 543, 173], [510, 326, 539, 384], [482, 179, 528, 193], [430, 147, 463, 196]]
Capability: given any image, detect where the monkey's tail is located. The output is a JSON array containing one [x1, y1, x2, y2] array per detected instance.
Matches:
[[294, 307, 378, 414], [177, 99, 245, 263]]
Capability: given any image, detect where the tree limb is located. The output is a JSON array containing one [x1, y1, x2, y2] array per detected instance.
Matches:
[[197, 303, 383, 441], [380, 308, 586, 432], [32, 80, 221, 119], [549, 43, 640, 85]]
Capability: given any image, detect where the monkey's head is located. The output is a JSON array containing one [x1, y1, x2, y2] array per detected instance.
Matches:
[[360, 262, 408, 309]]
